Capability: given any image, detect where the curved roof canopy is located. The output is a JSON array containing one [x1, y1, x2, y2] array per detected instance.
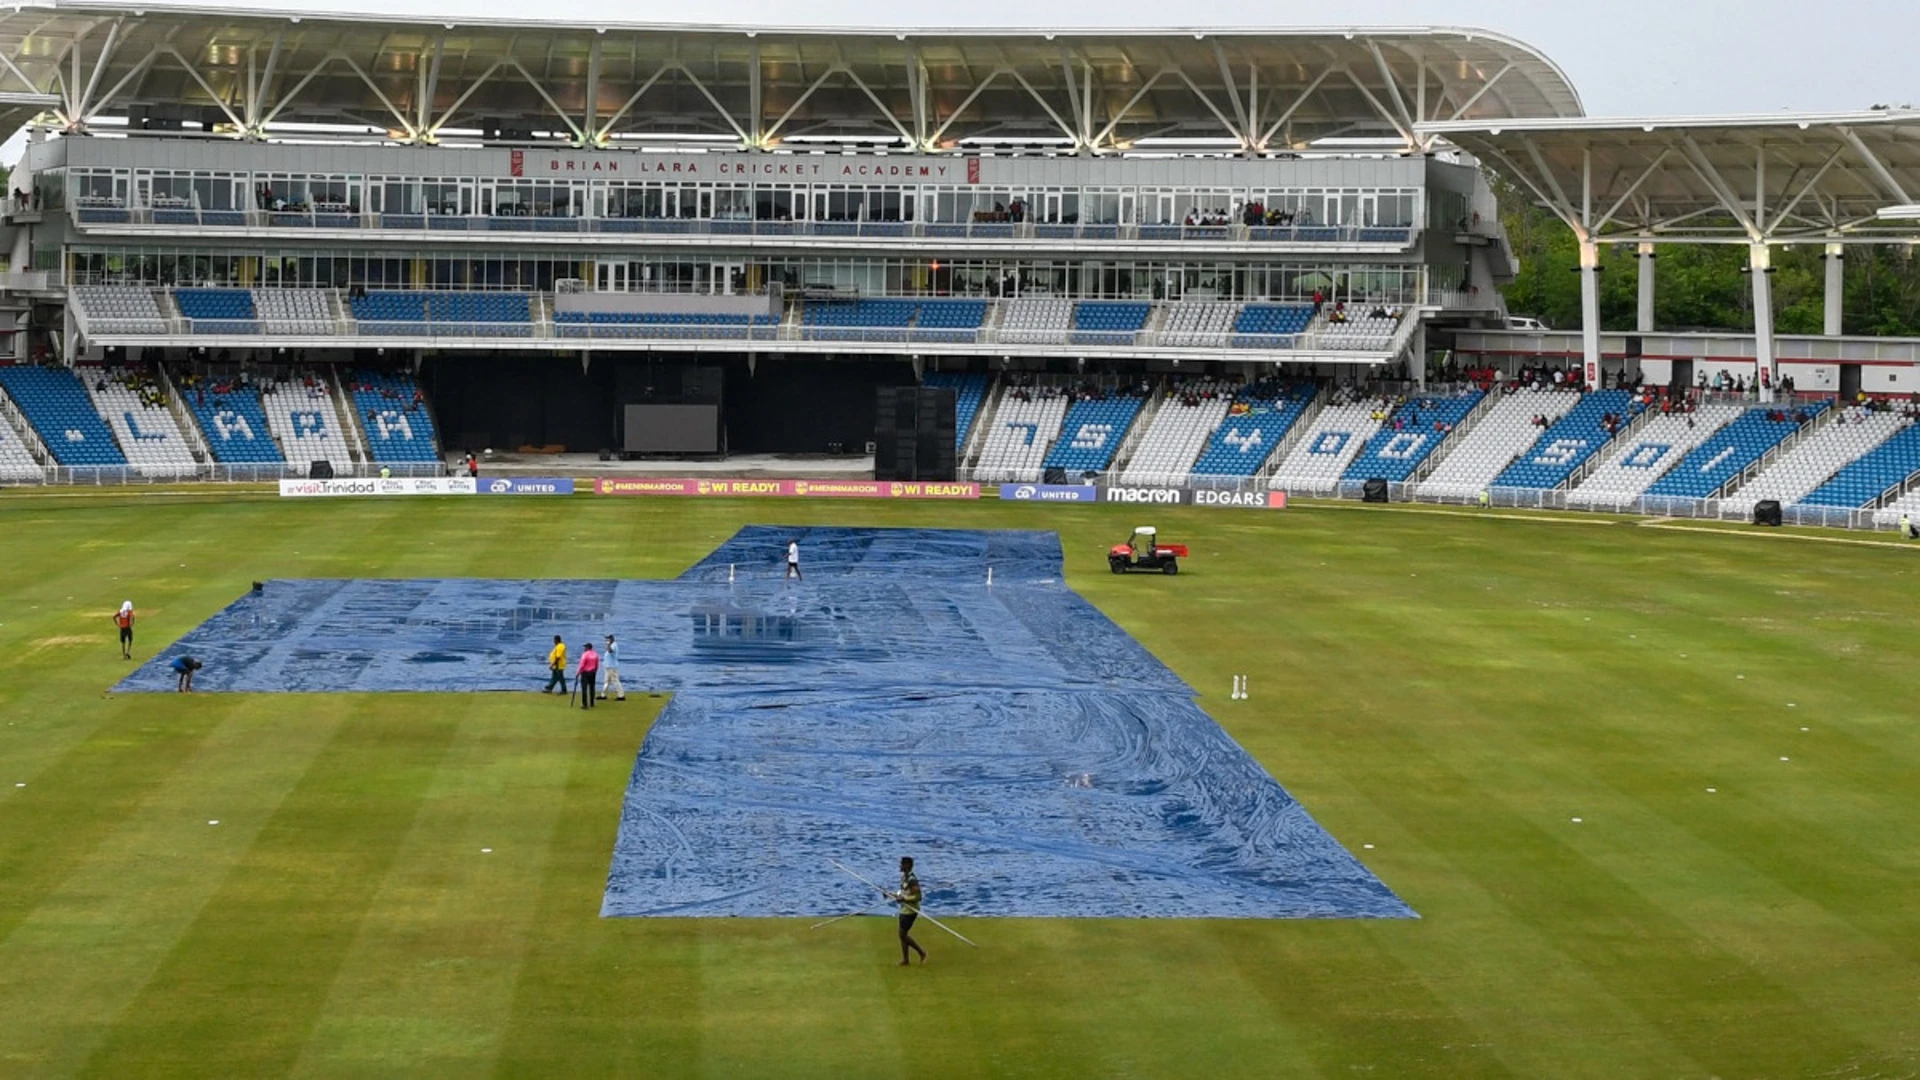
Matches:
[[1421, 111, 1920, 244], [0, 1, 1581, 151]]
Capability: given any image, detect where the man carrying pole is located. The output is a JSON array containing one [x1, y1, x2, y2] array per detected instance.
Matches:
[[895, 856, 927, 966]]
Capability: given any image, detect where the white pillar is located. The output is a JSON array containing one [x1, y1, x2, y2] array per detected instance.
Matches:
[[1578, 238, 1602, 389], [1824, 243, 1844, 337], [1637, 242, 1656, 333], [1750, 243, 1776, 403]]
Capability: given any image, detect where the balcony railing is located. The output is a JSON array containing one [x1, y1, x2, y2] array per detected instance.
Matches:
[[71, 206, 1416, 247]]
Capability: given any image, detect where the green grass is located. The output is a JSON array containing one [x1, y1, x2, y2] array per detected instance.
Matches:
[[1, 490, 1917, 1078]]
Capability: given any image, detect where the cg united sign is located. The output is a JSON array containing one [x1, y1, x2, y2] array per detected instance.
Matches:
[[482, 477, 576, 495], [999, 484, 1101, 503]]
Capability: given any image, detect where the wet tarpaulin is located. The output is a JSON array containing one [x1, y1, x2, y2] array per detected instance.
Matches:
[[119, 526, 1414, 920]]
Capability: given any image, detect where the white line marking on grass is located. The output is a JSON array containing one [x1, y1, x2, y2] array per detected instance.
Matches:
[[1635, 521, 1918, 550], [207, 819, 219, 825], [1571, 817, 1583, 823], [1706, 788, 1717, 793], [1292, 501, 1624, 526]]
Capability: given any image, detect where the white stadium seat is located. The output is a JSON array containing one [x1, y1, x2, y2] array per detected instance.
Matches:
[[1722, 409, 1909, 516], [974, 387, 1070, 483], [1117, 380, 1236, 487], [80, 366, 199, 478], [262, 376, 355, 471], [1566, 403, 1745, 508], [1268, 400, 1385, 494], [1419, 389, 1580, 499]]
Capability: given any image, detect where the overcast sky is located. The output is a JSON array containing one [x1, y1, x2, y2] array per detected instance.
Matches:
[[231, 0, 1911, 118]]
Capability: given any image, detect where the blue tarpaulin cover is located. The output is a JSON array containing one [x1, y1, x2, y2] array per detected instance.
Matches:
[[120, 526, 1413, 920]]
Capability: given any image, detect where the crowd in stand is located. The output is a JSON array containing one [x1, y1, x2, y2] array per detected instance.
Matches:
[[94, 366, 169, 409]]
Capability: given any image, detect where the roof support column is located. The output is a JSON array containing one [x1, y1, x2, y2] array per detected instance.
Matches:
[[1637, 242, 1655, 334], [1578, 237, 1602, 389], [1823, 243, 1844, 337], [1749, 243, 1776, 403]]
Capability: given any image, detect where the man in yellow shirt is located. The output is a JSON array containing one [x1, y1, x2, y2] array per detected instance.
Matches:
[[544, 635, 568, 694]]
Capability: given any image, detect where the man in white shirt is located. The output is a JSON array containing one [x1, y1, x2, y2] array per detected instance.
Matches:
[[786, 538, 802, 581], [602, 633, 625, 701]]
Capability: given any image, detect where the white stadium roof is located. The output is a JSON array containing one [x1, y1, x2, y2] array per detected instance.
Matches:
[[0, 1, 1583, 150], [1420, 111, 1920, 244]]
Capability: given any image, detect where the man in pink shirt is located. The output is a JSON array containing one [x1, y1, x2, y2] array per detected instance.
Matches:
[[575, 641, 600, 709]]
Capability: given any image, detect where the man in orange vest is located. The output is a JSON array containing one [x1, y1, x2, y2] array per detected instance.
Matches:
[[113, 601, 135, 660]]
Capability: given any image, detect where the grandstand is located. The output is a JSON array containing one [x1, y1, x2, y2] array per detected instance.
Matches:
[[1721, 411, 1909, 517], [0, 366, 129, 468], [1269, 396, 1390, 496], [1644, 404, 1831, 502], [0, 4, 1912, 533], [1117, 380, 1238, 487], [1564, 404, 1745, 510], [80, 366, 199, 478], [1338, 390, 1483, 485], [1417, 390, 1582, 500]]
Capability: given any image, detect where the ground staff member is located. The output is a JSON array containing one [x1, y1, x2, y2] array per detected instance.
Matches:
[[171, 655, 202, 692], [114, 601, 135, 660], [894, 857, 927, 966], [576, 641, 600, 708], [786, 538, 803, 581], [603, 634, 625, 701], [544, 635, 568, 694]]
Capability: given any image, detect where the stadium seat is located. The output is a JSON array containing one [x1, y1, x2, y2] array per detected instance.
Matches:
[[348, 370, 442, 464], [1493, 390, 1635, 490], [998, 299, 1074, 346], [0, 412, 44, 481], [179, 378, 286, 465], [922, 371, 990, 449], [174, 289, 260, 334], [1117, 379, 1237, 486], [1719, 409, 1907, 515], [974, 385, 1070, 483], [1042, 389, 1147, 474], [1339, 390, 1485, 483], [1190, 381, 1318, 479], [253, 289, 336, 335], [801, 298, 918, 342], [1069, 301, 1151, 346], [1565, 403, 1745, 509], [1231, 304, 1313, 348], [1418, 389, 1582, 499], [1805, 418, 1920, 509], [1160, 301, 1240, 348], [1268, 395, 1389, 495], [262, 375, 355, 470], [72, 286, 169, 336], [349, 291, 533, 336], [80, 365, 199, 477], [553, 310, 778, 340], [0, 365, 129, 467], [1645, 403, 1831, 500], [1318, 310, 1400, 352], [912, 300, 988, 343]]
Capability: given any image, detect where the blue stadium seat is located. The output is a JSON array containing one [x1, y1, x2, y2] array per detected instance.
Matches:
[[913, 300, 987, 343], [1646, 403, 1832, 499], [922, 372, 989, 449], [553, 310, 778, 340], [174, 288, 259, 334], [1069, 302, 1150, 345], [1494, 390, 1635, 489], [0, 366, 128, 466], [348, 291, 533, 337], [802, 299, 917, 341], [1799, 420, 1920, 507], [348, 370, 441, 463], [1043, 392, 1146, 473], [181, 382, 285, 464], [1340, 390, 1485, 482], [1232, 305, 1313, 348], [1190, 381, 1319, 477]]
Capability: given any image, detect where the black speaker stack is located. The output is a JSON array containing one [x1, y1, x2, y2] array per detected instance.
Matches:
[[874, 386, 957, 481]]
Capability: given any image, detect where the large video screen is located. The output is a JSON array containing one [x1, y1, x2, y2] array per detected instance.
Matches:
[[623, 404, 720, 453]]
